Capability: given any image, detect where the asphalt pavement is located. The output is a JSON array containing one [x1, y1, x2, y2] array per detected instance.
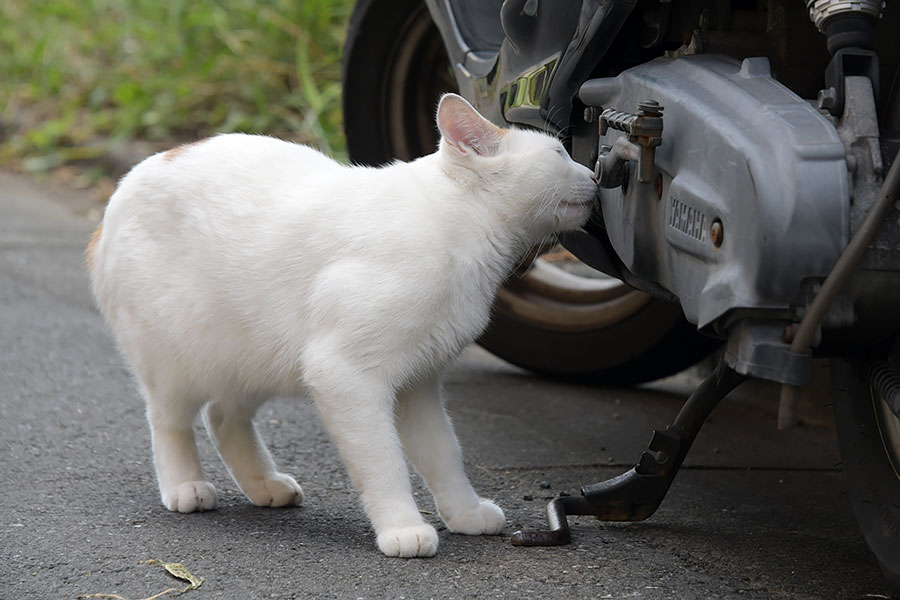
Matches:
[[0, 171, 893, 599]]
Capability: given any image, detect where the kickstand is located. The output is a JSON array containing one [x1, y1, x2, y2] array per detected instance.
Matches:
[[511, 357, 747, 546]]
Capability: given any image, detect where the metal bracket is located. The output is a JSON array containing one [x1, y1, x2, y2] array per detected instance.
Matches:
[[820, 48, 880, 116], [724, 320, 812, 387], [595, 101, 664, 186]]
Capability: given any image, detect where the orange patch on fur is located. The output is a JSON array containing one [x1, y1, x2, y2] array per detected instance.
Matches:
[[86, 222, 103, 269], [162, 138, 209, 162]]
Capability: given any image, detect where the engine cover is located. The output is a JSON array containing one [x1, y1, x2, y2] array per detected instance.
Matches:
[[578, 55, 849, 331]]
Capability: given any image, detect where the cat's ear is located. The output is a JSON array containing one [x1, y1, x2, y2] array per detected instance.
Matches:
[[437, 93, 504, 158]]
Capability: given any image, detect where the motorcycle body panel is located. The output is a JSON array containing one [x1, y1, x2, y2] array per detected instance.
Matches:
[[426, 0, 636, 131]]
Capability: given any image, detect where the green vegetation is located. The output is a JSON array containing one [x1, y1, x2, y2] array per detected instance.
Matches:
[[0, 0, 355, 173]]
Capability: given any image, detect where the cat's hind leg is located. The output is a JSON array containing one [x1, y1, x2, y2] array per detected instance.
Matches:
[[396, 376, 505, 536], [203, 397, 303, 508], [143, 386, 217, 513]]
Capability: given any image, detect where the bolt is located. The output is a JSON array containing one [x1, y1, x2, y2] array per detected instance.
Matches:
[[711, 219, 724, 248], [584, 106, 599, 123], [638, 100, 664, 117]]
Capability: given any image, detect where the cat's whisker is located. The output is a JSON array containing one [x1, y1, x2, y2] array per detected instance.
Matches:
[[535, 183, 563, 219], [533, 190, 554, 220], [543, 105, 561, 136]]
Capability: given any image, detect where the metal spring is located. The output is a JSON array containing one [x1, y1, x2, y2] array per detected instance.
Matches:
[[806, 0, 884, 31], [866, 360, 900, 415], [599, 108, 638, 133]]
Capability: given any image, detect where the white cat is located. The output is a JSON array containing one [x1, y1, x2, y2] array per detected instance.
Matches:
[[87, 93, 596, 557]]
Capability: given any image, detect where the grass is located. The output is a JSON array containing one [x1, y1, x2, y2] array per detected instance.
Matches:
[[0, 0, 355, 175]]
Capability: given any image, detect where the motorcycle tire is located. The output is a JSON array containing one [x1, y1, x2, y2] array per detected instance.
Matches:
[[831, 357, 900, 587], [341, 0, 718, 384]]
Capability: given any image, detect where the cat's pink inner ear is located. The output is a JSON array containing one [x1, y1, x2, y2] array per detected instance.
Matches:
[[437, 94, 503, 157]]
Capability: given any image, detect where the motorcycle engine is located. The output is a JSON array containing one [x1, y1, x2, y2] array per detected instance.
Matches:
[[572, 54, 851, 385]]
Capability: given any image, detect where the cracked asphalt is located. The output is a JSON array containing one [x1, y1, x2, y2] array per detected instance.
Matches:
[[0, 172, 893, 599]]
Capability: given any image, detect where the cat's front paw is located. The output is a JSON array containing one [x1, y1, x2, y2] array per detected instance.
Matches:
[[376, 524, 439, 558], [443, 499, 505, 535], [245, 473, 304, 507], [162, 481, 218, 513]]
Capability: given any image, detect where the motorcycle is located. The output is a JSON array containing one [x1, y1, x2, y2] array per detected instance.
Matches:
[[341, 0, 900, 585]]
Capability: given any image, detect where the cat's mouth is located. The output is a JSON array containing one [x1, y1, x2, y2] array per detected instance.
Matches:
[[559, 197, 596, 211], [563, 179, 600, 210]]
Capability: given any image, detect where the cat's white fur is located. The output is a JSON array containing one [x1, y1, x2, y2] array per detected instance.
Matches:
[[88, 94, 596, 557]]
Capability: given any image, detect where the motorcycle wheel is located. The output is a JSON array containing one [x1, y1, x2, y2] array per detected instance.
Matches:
[[832, 356, 900, 586], [341, 0, 718, 384]]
